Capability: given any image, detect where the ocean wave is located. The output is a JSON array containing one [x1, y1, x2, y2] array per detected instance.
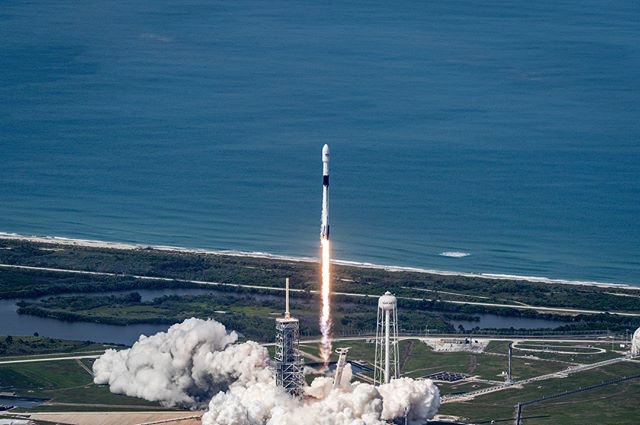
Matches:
[[440, 251, 470, 258]]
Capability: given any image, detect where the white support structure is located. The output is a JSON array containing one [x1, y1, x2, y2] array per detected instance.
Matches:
[[374, 291, 399, 385], [333, 347, 350, 389]]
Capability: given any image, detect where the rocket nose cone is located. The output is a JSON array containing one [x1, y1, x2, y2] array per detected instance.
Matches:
[[322, 144, 330, 161]]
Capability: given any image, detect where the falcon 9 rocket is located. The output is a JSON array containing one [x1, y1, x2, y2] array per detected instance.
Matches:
[[321, 144, 330, 239], [319, 144, 332, 363]]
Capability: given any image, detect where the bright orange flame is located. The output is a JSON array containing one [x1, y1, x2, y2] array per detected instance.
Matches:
[[319, 238, 332, 364]]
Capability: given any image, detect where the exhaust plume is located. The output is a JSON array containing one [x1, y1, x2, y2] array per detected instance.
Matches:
[[92, 318, 270, 408], [319, 238, 332, 363], [93, 318, 440, 423], [202, 366, 440, 425]]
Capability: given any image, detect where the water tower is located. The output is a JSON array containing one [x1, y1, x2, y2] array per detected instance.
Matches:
[[374, 291, 399, 385]]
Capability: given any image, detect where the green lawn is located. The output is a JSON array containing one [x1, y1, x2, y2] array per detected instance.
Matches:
[[0, 336, 121, 358], [438, 361, 640, 424], [435, 380, 495, 395], [297, 339, 568, 386], [0, 360, 91, 392], [520, 377, 640, 425], [485, 339, 621, 364], [0, 359, 159, 408]]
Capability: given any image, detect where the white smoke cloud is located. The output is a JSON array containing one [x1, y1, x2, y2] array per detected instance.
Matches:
[[93, 318, 440, 424], [378, 378, 440, 423], [93, 318, 270, 408], [202, 371, 440, 425]]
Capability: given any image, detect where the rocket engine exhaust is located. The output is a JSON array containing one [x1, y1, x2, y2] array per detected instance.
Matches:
[[319, 144, 332, 364]]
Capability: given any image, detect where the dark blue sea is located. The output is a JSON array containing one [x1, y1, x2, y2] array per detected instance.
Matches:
[[1, 1, 639, 285]]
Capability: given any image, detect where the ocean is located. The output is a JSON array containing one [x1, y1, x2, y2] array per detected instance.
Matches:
[[1, 0, 639, 285]]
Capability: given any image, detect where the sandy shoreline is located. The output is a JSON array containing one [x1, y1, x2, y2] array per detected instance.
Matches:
[[0, 232, 637, 291]]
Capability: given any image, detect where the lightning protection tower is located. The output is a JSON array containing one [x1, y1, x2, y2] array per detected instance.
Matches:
[[506, 342, 514, 384], [374, 291, 399, 385], [275, 278, 304, 397]]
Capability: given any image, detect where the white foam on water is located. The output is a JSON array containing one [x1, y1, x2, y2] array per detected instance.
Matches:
[[439, 251, 470, 258]]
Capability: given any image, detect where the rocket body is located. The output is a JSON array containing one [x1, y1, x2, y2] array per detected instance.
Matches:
[[321, 144, 330, 239]]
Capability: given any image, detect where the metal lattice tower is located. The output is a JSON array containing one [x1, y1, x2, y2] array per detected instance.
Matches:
[[274, 278, 304, 397], [374, 291, 399, 385]]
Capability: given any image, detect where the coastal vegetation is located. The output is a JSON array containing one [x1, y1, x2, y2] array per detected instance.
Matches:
[[0, 335, 121, 358], [16, 292, 454, 341], [15, 290, 640, 341], [0, 267, 199, 299], [1, 239, 639, 312], [1, 238, 639, 336]]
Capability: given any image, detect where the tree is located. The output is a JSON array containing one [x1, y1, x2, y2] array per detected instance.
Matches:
[[5, 335, 13, 344]]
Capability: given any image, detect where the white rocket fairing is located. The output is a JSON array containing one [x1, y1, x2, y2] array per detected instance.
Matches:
[[321, 144, 330, 239]]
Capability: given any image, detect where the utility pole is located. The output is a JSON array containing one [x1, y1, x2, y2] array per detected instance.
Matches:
[[514, 403, 523, 425]]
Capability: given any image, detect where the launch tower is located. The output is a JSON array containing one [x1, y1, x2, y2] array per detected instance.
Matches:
[[374, 291, 399, 385], [275, 278, 304, 397]]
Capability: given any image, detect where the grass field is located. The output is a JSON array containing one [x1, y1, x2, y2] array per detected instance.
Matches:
[[301, 339, 570, 383], [520, 376, 640, 425], [435, 381, 495, 395], [0, 359, 162, 411], [0, 335, 636, 423], [0, 336, 121, 358], [438, 361, 640, 424]]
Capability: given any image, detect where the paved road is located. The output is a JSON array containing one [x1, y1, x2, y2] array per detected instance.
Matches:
[[0, 354, 101, 365], [442, 356, 635, 403], [2, 263, 639, 317], [1, 335, 625, 365]]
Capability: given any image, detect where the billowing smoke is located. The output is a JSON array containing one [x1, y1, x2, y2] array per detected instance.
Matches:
[[94, 318, 440, 424], [202, 365, 440, 425], [378, 378, 441, 422], [93, 318, 271, 408]]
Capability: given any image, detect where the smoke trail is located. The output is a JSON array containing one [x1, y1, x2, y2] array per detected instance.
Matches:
[[319, 237, 332, 364]]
